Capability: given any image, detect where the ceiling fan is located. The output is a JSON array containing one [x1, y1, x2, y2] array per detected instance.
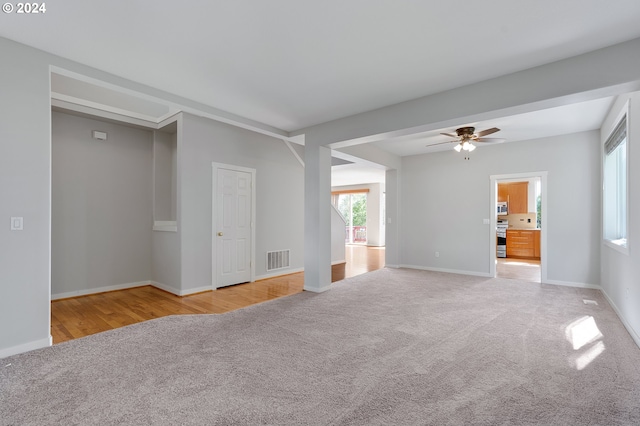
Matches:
[[429, 127, 505, 153]]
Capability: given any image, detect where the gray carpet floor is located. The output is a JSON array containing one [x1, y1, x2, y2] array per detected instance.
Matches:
[[2, 268, 640, 425]]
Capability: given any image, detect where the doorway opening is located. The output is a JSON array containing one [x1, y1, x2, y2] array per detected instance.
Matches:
[[490, 172, 547, 283], [334, 191, 368, 244]]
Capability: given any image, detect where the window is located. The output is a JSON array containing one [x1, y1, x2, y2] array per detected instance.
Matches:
[[332, 190, 368, 244], [603, 113, 627, 250]]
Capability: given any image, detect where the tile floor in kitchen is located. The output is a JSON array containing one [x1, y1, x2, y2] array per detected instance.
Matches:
[[496, 258, 541, 283]]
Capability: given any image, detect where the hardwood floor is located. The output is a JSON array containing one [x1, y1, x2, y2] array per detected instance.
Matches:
[[51, 273, 304, 343], [51, 245, 386, 344], [345, 244, 385, 277], [496, 258, 541, 282]]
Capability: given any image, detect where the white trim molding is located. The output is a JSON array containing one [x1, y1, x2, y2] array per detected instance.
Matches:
[[153, 221, 178, 232], [149, 280, 180, 295], [542, 279, 602, 290], [489, 171, 548, 282], [51, 281, 150, 300], [255, 267, 304, 281], [601, 289, 640, 349], [149, 281, 210, 296], [399, 264, 493, 278], [0, 336, 52, 359], [303, 284, 332, 293]]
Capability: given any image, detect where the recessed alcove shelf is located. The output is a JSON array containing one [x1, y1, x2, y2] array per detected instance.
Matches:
[[153, 121, 178, 231]]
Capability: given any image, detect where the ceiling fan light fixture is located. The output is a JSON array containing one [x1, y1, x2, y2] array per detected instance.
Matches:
[[438, 126, 502, 156]]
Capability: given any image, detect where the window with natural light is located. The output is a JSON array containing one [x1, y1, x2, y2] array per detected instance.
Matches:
[[603, 113, 628, 249], [332, 191, 368, 244]]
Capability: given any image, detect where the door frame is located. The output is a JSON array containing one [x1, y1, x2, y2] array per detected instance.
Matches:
[[489, 171, 548, 282], [211, 162, 256, 290]]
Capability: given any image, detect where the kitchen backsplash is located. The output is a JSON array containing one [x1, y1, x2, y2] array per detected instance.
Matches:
[[502, 213, 538, 229]]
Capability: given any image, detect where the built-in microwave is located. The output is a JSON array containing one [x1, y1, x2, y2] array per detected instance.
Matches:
[[497, 202, 508, 215]]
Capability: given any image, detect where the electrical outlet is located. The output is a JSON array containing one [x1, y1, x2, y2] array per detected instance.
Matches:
[[435, 252, 439, 258]]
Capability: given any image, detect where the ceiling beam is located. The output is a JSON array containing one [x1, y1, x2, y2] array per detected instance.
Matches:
[[294, 37, 640, 148]]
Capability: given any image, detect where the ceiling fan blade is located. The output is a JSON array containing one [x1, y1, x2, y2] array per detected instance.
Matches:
[[475, 127, 500, 137], [475, 137, 506, 143], [440, 132, 458, 138], [427, 140, 458, 147]]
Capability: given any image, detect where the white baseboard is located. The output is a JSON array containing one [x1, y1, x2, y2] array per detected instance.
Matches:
[[542, 279, 602, 290], [600, 289, 640, 349], [304, 284, 332, 293], [150, 281, 211, 296], [399, 264, 492, 278], [180, 285, 214, 295], [150, 281, 181, 295], [255, 267, 304, 281], [0, 335, 51, 359], [51, 281, 150, 300], [332, 260, 346, 265]]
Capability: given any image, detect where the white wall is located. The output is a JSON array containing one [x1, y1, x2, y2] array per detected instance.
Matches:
[[51, 111, 153, 297], [600, 92, 640, 347], [179, 113, 305, 290], [400, 131, 601, 285], [331, 206, 346, 263], [385, 169, 400, 267]]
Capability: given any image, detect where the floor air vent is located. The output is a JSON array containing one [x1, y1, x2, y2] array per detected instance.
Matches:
[[266, 249, 290, 272]]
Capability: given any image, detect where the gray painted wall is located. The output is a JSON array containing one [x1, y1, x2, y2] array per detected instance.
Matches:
[[151, 126, 180, 291], [180, 113, 304, 290], [151, 230, 181, 291], [600, 92, 640, 346], [153, 130, 176, 221], [51, 111, 153, 296], [0, 37, 52, 354], [400, 131, 601, 285]]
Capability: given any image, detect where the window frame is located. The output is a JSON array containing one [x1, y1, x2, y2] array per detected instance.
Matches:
[[602, 102, 629, 255]]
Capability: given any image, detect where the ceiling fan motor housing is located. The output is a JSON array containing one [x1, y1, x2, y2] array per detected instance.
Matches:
[[456, 127, 476, 139]]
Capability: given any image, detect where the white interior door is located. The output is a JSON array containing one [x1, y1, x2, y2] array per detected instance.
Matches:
[[215, 167, 253, 288]]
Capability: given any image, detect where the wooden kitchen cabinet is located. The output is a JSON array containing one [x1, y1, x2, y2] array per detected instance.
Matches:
[[498, 182, 528, 214], [507, 229, 540, 259]]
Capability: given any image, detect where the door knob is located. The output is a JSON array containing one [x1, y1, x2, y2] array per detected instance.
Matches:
[[217, 232, 223, 236]]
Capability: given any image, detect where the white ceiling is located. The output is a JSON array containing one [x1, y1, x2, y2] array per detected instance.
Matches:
[[2, 0, 640, 134], [372, 96, 615, 156]]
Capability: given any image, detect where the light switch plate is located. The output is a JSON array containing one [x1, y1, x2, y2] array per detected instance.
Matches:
[[10, 217, 23, 231]]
